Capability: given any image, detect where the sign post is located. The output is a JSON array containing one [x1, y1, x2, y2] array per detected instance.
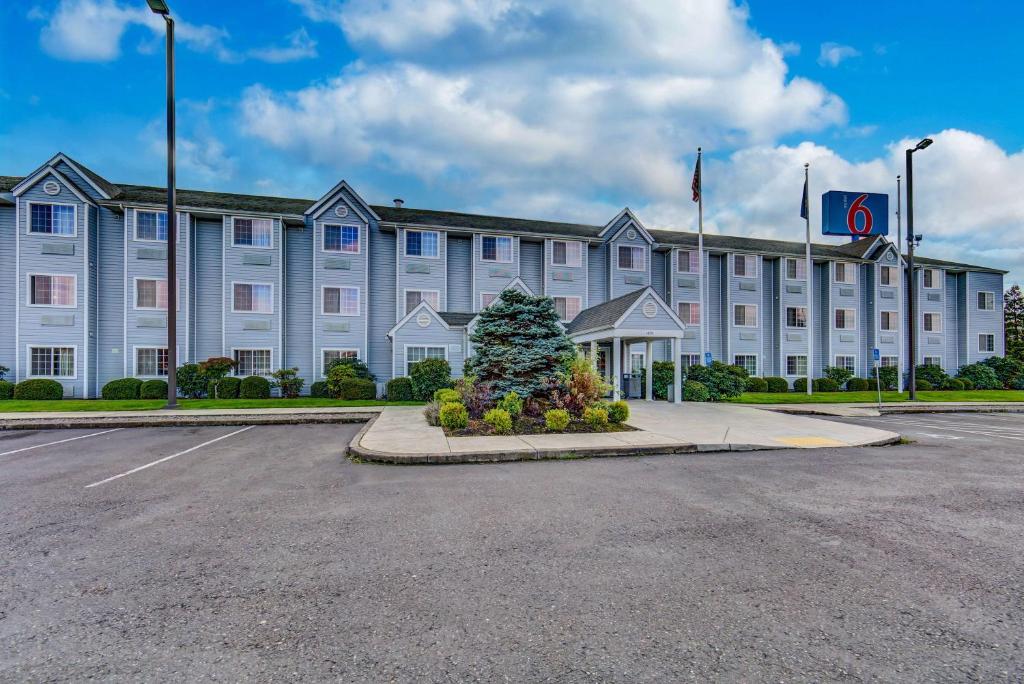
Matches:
[[872, 348, 882, 409]]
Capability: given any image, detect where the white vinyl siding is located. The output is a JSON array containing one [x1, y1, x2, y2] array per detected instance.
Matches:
[[232, 217, 273, 248]]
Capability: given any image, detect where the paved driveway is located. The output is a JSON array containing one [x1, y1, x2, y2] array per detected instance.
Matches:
[[2, 418, 1023, 681]]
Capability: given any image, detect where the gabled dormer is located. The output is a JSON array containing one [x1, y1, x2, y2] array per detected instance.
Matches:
[[601, 208, 654, 299]]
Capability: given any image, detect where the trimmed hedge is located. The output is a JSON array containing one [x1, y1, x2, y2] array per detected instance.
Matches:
[[387, 377, 413, 401], [684, 380, 711, 402], [813, 378, 840, 392], [102, 377, 142, 400], [14, 379, 64, 400], [239, 375, 271, 399], [607, 400, 630, 424], [214, 376, 241, 399], [439, 402, 469, 430], [545, 408, 570, 431], [943, 378, 965, 391], [764, 376, 789, 393], [434, 388, 461, 403], [310, 380, 329, 398], [956, 363, 1001, 390], [960, 378, 975, 391], [140, 379, 168, 399], [484, 408, 513, 434], [340, 378, 376, 400], [915, 379, 933, 391], [0, 380, 14, 400], [846, 377, 870, 391], [582, 406, 609, 429], [792, 377, 808, 393], [497, 391, 523, 418], [410, 358, 452, 401], [744, 377, 768, 393]]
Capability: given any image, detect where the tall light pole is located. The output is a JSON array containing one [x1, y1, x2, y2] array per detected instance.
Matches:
[[148, 0, 177, 408], [905, 137, 932, 400]]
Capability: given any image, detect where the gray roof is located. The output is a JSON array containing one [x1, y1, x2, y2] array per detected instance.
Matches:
[[112, 183, 315, 216], [372, 204, 601, 238], [438, 312, 477, 327], [565, 288, 648, 334]]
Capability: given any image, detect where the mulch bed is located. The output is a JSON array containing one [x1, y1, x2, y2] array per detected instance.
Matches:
[[443, 415, 636, 437]]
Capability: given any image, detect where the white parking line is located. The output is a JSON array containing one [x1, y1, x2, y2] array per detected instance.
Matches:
[[85, 426, 254, 489], [0, 428, 124, 457]]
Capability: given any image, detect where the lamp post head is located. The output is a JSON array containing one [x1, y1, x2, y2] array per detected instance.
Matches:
[[146, 0, 170, 15], [914, 138, 933, 151]]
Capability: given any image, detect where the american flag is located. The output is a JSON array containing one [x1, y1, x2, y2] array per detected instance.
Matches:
[[691, 152, 701, 203]]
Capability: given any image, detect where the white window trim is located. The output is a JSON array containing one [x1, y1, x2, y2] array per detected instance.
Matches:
[[321, 348, 360, 377], [321, 223, 362, 255], [676, 300, 701, 325], [480, 235, 515, 264], [833, 307, 857, 331], [404, 229, 440, 259], [479, 292, 499, 309], [784, 257, 806, 281], [404, 344, 448, 376], [785, 305, 808, 329], [733, 354, 759, 377], [133, 209, 178, 243], [230, 216, 274, 250], [785, 355, 808, 378], [553, 295, 583, 322], [26, 344, 77, 380], [878, 264, 898, 287], [549, 239, 583, 268], [132, 276, 179, 311], [230, 347, 274, 377], [834, 355, 857, 373], [923, 312, 943, 333], [833, 261, 857, 285], [230, 281, 275, 314], [978, 334, 996, 353], [321, 284, 361, 317], [923, 268, 942, 289], [617, 244, 646, 272], [132, 345, 176, 379], [977, 291, 995, 311], [25, 272, 77, 309], [880, 356, 899, 368], [922, 356, 943, 367], [733, 303, 758, 328], [675, 249, 699, 274], [880, 310, 899, 332], [404, 288, 441, 316], [26, 201, 77, 238], [733, 254, 758, 279]]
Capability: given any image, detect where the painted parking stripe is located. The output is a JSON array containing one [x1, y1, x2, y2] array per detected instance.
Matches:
[[0, 428, 123, 458], [85, 426, 254, 489]]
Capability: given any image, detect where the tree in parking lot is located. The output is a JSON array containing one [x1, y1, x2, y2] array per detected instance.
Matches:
[[1006, 286, 1024, 362]]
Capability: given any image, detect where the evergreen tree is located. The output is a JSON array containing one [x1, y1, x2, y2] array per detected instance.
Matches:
[[1006, 285, 1024, 361], [468, 289, 575, 398]]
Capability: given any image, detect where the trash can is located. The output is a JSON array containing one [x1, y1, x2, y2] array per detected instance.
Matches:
[[621, 373, 641, 399]]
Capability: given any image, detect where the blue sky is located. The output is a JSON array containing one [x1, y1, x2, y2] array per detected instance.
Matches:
[[2, 1, 1022, 284]]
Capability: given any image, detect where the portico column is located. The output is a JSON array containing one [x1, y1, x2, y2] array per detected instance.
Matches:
[[589, 340, 598, 371], [612, 336, 622, 401], [645, 339, 654, 401], [672, 337, 683, 404]]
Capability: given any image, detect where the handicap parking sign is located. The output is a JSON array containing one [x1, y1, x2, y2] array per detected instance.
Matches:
[[872, 348, 880, 362], [704, 352, 713, 366]]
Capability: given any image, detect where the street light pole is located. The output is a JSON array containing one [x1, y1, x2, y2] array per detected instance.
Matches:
[[148, 0, 177, 408], [905, 137, 932, 401]]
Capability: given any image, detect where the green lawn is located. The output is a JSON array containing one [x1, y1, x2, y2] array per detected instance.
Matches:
[[729, 390, 1024, 404], [0, 398, 424, 413]]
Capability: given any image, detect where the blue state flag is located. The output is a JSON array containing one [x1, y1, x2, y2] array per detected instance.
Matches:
[[800, 176, 809, 220]]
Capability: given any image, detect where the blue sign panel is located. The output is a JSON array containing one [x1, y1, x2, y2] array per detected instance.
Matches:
[[704, 352, 713, 366], [872, 348, 881, 362], [822, 191, 889, 236]]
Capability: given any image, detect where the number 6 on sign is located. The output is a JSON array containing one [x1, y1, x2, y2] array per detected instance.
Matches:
[[821, 191, 889, 236]]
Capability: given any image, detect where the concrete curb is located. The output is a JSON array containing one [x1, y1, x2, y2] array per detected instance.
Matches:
[[765, 403, 1024, 417], [878, 404, 1024, 415], [0, 412, 376, 431]]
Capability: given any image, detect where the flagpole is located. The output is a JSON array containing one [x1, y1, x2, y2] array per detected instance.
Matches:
[[804, 163, 813, 396], [697, 147, 706, 367]]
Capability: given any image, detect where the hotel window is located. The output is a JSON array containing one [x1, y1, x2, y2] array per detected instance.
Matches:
[[232, 283, 273, 313], [405, 290, 440, 315], [834, 308, 856, 330], [323, 225, 359, 253], [135, 210, 168, 241], [323, 286, 359, 316], [135, 278, 168, 310], [923, 312, 942, 332], [880, 310, 898, 331], [480, 293, 498, 309], [785, 306, 807, 328], [553, 296, 582, 322], [677, 250, 699, 273], [680, 354, 701, 370], [834, 262, 856, 284], [405, 230, 439, 258], [786, 355, 807, 376], [923, 356, 942, 367], [733, 254, 757, 278], [880, 356, 899, 368], [835, 355, 856, 373], [406, 346, 446, 376], [922, 269, 940, 289], [785, 258, 807, 280], [734, 355, 757, 376], [733, 304, 757, 327], [234, 349, 272, 376], [481, 236, 513, 263], [322, 349, 358, 374], [979, 334, 995, 353], [232, 217, 273, 248], [880, 265, 898, 286], [676, 301, 700, 325], [30, 204, 75, 235], [977, 291, 995, 311], [30, 346, 75, 378], [29, 274, 76, 307], [551, 240, 582, 267], [617, 245, 645, 271], [136, 347, 169, 377]]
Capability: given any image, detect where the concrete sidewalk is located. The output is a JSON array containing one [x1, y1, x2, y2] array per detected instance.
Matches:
[[350, 402, 901, 464], [0, 406, 380, 430]]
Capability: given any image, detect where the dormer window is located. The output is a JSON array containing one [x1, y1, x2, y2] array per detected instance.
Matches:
[[880, 265, 898, 286], [30, 203, 75, 236], [481, 236, 513, 263], [618, 245, 644, 271], [323, 225, 359, 253]]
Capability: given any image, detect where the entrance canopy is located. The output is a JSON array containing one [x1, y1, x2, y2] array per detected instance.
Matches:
[[565, 287, 686, 403]]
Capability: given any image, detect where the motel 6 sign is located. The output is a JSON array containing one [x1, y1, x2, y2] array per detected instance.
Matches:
[[821, 191, 889, 237]]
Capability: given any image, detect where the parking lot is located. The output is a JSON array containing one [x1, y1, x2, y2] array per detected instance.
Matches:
[[2, 415, 1024, 681]]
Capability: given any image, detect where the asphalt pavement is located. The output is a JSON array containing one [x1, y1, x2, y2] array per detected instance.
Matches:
[[1, 417, 1023, 681]]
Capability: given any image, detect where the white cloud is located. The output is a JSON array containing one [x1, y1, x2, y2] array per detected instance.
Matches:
[[247, 27, 318, 63], [818, 42, 860, 67]]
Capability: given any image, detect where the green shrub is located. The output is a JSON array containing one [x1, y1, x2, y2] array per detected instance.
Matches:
[[340, 378, 376, 400], [683, 380, 710, 402], [764, 376, 789, 393], [0, 365, 8, 381], [484, 408, 513, 434], [943, 378, 965, 391], [434, 388, 461, 403], [846, 377, 870, 391], [582, 406, 609, 429], [13, 379, 64, 400], [823, 365, 854, 387], [813, 378, 840, 392], [239, 375, 271, 399], [410, 358, 452, 401], [960, 378, 975, 391], [214, 376, 241, 399], [652, 361, 675, 400], [386, 377, 414, 401], [744, 377, 768, 393], [325, 355, 375, 381], [497, 391, 523, 418], [270, 368, 305, 398], [310, 380, 329, 398], [175, 363, 207, 398], [915, 379, 933, 391], [981, 356, 1024, 389], [956, 363, 1001, 390], [102, 377, 142, 400], [0, 380, 14, 400], [792, 377, 808, 393], [685, 361, 745, 401], [326, 363, 357, 398], [915, 363, 949, 388], [199, 356, 237, 392], [140, 379, 168, 399], [876, 366, 899, 391], [439, 402, 469, 430], [544, 408, 570, 431], [607, 400, 629, 424]]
